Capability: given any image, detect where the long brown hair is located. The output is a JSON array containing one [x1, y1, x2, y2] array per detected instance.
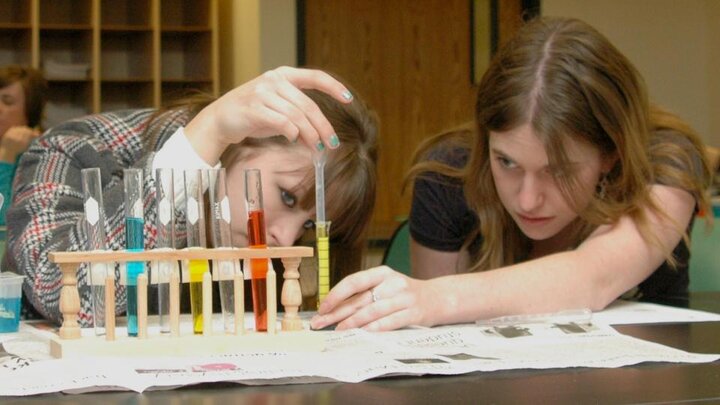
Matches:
[[220, 89, 378, 277], [410, 17, 712, 271]]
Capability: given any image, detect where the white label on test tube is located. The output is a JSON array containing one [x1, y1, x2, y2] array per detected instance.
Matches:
[[158, 198, 171, 226], [187, 196, 199, 225], [90, 262, 108, 286], [132, 199, 143, 219], [220, 196, 231, 223], [85, 198, 99, 225]]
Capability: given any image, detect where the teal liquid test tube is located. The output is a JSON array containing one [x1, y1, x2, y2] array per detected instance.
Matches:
[[184, 169, 209, 334], [81, 168, 109, 336], [123, 168, 145, 337], [208, 168, 240, 333], [155, 168, 176, 333]]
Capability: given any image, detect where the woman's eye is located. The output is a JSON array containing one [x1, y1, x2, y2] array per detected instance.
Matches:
[[280, 189, 296, 208], [497, 156, 516, 169], [303, 219, 315, 229]]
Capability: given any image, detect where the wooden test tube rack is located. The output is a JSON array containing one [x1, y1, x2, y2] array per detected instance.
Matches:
[[49, 247, 323, 358]]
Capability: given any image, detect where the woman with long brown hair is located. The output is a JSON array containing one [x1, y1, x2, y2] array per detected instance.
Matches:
[[312, 17, 712, 331], [7, 67, 378, 326]]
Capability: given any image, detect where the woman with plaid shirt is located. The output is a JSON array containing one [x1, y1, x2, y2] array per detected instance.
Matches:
[[6, 67, 378, 326]]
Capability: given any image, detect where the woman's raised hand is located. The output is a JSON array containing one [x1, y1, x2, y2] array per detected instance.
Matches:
[[0, 125, 41, 163], [185, 66, 353, 164], [310, 266, 440, 332]]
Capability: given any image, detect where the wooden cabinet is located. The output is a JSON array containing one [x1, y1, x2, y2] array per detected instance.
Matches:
[[0, 0, 218, 128]]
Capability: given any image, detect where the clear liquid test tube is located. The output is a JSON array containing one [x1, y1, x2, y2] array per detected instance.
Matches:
[[81, 168, 108, 336], [123, 168, 145, 337], [208, 168, 240, 333], [184, 169, 209, 334], [155, 168, 176, 333]]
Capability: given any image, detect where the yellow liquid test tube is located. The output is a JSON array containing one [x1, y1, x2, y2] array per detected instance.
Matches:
[[317, 221, 331, 305], [189, 259, 209, 334]]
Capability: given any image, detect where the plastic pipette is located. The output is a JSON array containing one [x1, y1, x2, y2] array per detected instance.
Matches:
[[314, 151, 331, 306]]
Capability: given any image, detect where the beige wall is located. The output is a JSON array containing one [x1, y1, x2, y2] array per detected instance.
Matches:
[[544, 0, 720, 147], [217, 0, 296, 93]]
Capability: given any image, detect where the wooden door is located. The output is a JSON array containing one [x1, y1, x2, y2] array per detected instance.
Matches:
[[301, 0, 528, 240]]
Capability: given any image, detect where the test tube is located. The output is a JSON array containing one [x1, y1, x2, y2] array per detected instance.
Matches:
[[123, 168, 145, 337], [208, 168, 241, 333], [81, 168, 108, 336], [245, 168, 268, 332], [155, 168, 176, 333], [316, 221, 332, 305], [184, 169, 209, 334]]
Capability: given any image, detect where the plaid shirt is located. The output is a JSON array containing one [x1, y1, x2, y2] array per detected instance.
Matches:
[[5, 109, 188, 326]]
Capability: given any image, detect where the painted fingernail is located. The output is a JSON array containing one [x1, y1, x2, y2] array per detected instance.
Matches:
[[329, 134, 340, 148], [342, 90, 353, 101], [316, 141, 325, 152]]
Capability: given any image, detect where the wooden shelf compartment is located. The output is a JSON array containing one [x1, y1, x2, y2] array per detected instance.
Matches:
[[0, 0, 31, 25], [0, 29, 32, 66], [40, 30, 93, 80], [161, 31, 211, 80], [101, 81, 154, 112], [160, 0, 210, 28], [101, 0, 152, 28], [100, 30, 153, 80], [45, 82, 94, 128], [40, 0, 93, 26]]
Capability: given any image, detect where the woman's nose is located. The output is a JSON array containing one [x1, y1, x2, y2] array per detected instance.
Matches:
[[267, 215, 307, 247], [517, 175, 544, 212]]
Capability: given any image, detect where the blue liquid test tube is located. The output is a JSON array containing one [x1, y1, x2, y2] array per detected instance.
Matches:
[[81, 168, 109, 336], [123, 168, 145, 337], [155, 168, 176, 333]]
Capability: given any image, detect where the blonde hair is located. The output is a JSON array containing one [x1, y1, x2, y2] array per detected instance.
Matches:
[[410, 17, 712, 271]]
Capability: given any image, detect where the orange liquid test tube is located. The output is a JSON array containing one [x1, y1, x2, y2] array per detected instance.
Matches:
[[245, 169, 269, 332]]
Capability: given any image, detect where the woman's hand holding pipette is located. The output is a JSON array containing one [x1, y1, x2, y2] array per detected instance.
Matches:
[[184, 67, 352, 165]]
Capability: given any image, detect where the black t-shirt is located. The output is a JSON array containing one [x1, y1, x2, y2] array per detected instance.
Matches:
[[410, 147, 479, 253], [409, 138, 692, 302]]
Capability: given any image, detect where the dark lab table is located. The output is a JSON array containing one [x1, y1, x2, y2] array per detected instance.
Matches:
[[6, 292, 720, 404]]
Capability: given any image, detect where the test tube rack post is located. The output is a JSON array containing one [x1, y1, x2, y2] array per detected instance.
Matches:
[[49, 246, 322, 358]]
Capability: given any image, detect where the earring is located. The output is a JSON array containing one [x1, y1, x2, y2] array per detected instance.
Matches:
[[596, 173, 609, 199]]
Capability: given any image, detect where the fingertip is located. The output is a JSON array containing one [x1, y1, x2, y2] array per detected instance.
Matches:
[[341, 90, 353, 102], [363, 322, 379, 332]]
